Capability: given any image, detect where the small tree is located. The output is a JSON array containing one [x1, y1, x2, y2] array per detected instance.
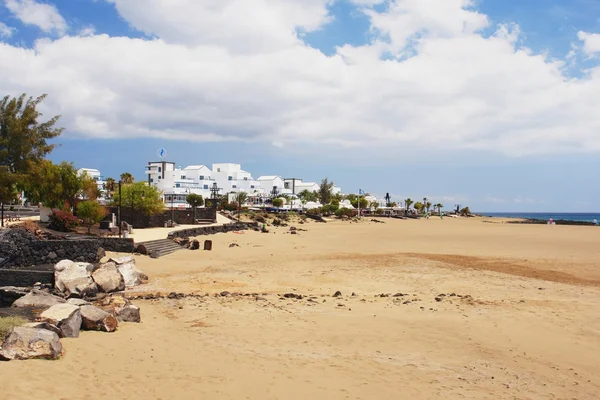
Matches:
[[77, 200, 107, 234], [460, 207, 471, 216], [23, 161, 83, 211], [0, 94, 63, 176], [414, 202, 423, 213], [111, 182, 163, 215], [318, 178, 334, 205], [0, 166, 18, 227], [272, 198, 284, 208], [186, 193, 204, 219], [298, 189, 318, 203], [234, 191, 248, 209], [79, 172, 100, 201]]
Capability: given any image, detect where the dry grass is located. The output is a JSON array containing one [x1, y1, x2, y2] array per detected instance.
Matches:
[[0, 316, 28, 340]]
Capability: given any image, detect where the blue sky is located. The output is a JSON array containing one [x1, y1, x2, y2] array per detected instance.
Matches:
[[1, 0, 600, 212]]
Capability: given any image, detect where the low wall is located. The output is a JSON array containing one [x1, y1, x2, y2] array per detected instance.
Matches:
[[108, 207, 217, 228], [0, 268, 54, 288], [0, 238, 135, 269], [167, 222, 258, 239]]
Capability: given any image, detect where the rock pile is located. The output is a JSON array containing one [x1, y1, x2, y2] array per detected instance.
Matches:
[[0, 256, 147, 361], [54, 255, 147, 298]]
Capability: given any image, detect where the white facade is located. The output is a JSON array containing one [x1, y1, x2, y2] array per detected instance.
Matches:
[[257, 175, 288, 196], [77, 168, 106, 198], [212, 163, 261, 194], [145, 161, 217, 208], [143, 160, 344, 208]]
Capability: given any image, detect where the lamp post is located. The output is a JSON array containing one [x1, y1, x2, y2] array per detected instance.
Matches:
[[118, 180, 122, 237]]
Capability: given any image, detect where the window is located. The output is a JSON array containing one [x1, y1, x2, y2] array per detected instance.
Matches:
[[199, 175, 204, 180], [244, 177, 248, 181], [175, 183, 180, 188], [150, 178, 153, 183], [217, 168, 221, 172], [251, 185, 255, 189], [232, 185, 237, 189], [228, 176, 233, 181], [204, 185, 208, 189], [158, 167, 162, 172], [181, 176, 186, 179]]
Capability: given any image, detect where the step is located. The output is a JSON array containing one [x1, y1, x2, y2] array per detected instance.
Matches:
[[136, 239, 185, 258]]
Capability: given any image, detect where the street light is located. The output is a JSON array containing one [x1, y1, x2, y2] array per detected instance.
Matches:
[[118, 180, 122, 237]]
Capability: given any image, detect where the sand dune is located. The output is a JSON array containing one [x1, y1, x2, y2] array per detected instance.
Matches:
[[2, 217, 599, 399]]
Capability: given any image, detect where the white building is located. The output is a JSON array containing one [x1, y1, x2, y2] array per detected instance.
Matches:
[[143, 160, 344, 208], [77, 168, 106, 198], [212, 163, 261, 194], [145, 161, 217, 208], [257, 175, 288, 197]]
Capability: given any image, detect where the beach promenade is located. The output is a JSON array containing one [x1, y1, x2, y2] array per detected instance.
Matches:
[[1, 216, 599, 399]]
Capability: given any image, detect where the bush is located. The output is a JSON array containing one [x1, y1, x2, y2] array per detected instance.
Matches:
[[77, 200, 108, 234], [306, 207, 321, 216], [335, 208, 354, 218], [223, 202, 238, 212], [272, 198, 284, 208], [321, 204, 339, 215], [48, 210, 80, 232]]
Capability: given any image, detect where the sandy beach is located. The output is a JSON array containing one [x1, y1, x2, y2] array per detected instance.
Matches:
[[2, 216, 600, 399]]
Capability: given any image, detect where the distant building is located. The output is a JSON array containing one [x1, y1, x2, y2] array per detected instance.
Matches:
[[77, 168, 106, 198], [143, 160, 343, 208]]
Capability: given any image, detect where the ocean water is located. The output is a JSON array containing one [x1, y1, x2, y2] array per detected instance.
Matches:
[[481, 212, 600, 223]]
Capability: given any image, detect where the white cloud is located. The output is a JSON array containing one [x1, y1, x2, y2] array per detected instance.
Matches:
[[578, 31, 600, 56], [4, 0, 67, 34], [105, 0, 333, 54], [0, 22, 16, 38], [77, 25, 95, 37], [0, 0, 599, 157]]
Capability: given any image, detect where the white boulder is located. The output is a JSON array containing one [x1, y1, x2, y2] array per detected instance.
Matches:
[[0, 327, 62, 361], [12, 290, 66, 309], [92, 262, 125, 293], [54, 260, 97, 297], [40, 304, 82, 338]]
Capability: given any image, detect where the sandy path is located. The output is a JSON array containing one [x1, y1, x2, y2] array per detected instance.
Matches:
[[1, 217, 600, 399]]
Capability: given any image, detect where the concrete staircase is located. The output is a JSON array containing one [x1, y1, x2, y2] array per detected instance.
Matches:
[[136, 238, 184, 258]]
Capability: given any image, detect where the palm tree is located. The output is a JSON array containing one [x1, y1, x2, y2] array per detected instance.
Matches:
[[425, 201, 432, 214], [120, 172, 134, 184], [422, 197, 428, 214], [435, 203, 444, 214], [235, 191, 248, 209], [105, 177, 116, 198], [404, 198, 413, 215]]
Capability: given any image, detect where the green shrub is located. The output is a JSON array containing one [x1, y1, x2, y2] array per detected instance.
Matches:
[[272, 198, 284, 208], [48, 209, 80, 232], [335, 208, 354, 218]]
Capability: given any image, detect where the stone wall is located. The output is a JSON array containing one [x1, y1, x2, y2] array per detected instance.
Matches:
[[108, 207, 217, 228], [0, 268, 54, 288], [167, 222, 258, 239], [0, 237, 134, 269]]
